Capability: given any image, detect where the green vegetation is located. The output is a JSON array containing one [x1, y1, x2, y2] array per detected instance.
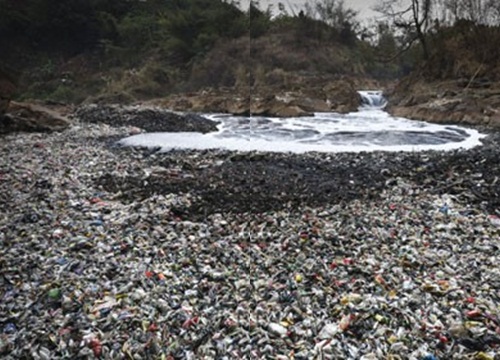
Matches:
[[0, 0, 251, 102], [0, 0, 499, 104]]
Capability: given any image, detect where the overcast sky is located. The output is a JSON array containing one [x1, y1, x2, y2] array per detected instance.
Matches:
[[241, 0, 381, 20]]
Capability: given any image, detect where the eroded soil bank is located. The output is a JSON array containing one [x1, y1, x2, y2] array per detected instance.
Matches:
[[387, 79, 500, 129]]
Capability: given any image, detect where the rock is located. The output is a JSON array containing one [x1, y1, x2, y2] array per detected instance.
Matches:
[[147, 76, 369, 117], [387, 79, 500, 129], [252, 82, 359, 116], [225, 97, 250, 116], [251, 96, 313, 117], [488, 113, 500, 128], [274, 104, 312, 117], [293, 97, 331, 113], [322, 78, 359, 113], [389, 102, 498, 128], [0, 102, 71, 134]]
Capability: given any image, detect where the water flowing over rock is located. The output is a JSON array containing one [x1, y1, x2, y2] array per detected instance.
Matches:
[[358, 91, 388, 110]]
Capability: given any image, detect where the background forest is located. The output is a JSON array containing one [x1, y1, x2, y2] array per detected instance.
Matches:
[[1, 0, 500, 104]]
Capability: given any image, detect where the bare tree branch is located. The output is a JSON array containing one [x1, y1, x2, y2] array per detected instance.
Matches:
[[375, 0, 432, 59]]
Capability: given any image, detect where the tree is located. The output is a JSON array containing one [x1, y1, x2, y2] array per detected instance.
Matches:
[[304, 0, 358, 31], [376, 22, 398, 55], [375, 0, 433, 59], [160, 0, 247, 65], [249, 1, 271, 38], [299, 0, 359, 45], [436, 0, 500, 24]]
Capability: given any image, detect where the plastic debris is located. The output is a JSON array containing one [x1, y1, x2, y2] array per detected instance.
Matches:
[[422, 355, 437, 360], [475, 352, 494, 360], [268, 323, 288, 337], [3, 323, 16, 334], [47, 288, 61, 299], [1, 119, 500, 359]]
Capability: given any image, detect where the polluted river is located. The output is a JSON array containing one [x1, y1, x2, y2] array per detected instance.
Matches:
[[119, 91, 485, 153], [1, 92, 500, 359]]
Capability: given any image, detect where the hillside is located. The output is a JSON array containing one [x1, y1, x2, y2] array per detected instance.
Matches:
[[1, 0, 500, 125], [0, 0, 400, 111], [388, 20, 500, 128]]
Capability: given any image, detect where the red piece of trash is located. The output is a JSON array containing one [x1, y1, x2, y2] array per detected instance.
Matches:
[[182, 316, 199, 329], [334, 279, 346, 287], [374, 274, 386, 285], [88, 338, 102, 357], [466, 309, 482, 318], [58, 327, 71, 336], [438, 334, 449, 343], [148, 323, 159, 332], [224, 318, 237, 328], [343, 258, 354, 265]]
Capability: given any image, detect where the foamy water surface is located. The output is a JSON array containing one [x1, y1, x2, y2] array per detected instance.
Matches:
[[120, 107, 486, 153]]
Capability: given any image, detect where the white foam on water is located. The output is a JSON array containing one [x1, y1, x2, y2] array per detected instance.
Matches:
[[119, 109, 486, 154]]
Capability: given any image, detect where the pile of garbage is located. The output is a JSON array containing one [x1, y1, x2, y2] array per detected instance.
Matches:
[[75, 104, 219, 133], [1, 121, 499, 359]]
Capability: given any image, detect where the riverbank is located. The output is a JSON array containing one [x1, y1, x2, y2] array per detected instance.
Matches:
[[387, 79, 500, 130], [1, 120, 500, 359]]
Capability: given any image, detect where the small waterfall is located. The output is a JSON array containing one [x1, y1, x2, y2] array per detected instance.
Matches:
[[358, 90, 388, 110]]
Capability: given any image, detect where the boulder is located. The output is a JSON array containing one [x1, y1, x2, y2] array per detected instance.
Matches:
[[293, 97, 331, 113], [251, 97, 313, 117], [322, 79, 359, 113], [225, 98, 250, 116], [0, 102, 71, 134]]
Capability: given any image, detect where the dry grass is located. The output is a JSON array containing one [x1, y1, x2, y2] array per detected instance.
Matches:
[[11, 21, 382, 103], [426, 22, 500, 81]]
